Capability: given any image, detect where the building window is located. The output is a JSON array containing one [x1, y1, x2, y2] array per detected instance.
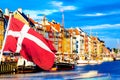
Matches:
[[76, 41, 78, 43], [76, 45, 78, 48]]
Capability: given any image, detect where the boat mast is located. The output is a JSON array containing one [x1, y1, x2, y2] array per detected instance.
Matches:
[[61, 9, 65, 62], [117, 39, 120, 54], [70, 28, 73, 54], [61, 9, 64, 28], [42, 15, 46, 37], [0, 12, 12, 63]]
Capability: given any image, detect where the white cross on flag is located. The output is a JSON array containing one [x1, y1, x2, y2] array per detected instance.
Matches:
[[3, 17, 56, 70]]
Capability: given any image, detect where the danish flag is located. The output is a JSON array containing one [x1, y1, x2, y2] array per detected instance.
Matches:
[[3, 17, 56, 70]]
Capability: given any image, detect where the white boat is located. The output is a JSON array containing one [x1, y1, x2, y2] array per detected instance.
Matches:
[[77, 60, 88, 64], [88, 60, 98, 65], [77, 59, 103, 65], [17, 57, 36, 71]]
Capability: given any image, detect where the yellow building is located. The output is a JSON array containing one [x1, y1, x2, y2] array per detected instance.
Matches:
[[0, 9, 4, 49], [90, 36, 98, 60]]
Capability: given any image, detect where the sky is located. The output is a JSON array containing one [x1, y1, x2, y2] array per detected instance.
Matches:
[[0, 0, 120, 49]]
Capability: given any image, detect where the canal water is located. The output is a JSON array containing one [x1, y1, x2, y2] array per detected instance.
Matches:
[[0, 61, 120, 80]]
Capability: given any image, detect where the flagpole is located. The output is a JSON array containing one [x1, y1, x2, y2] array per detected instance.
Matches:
[[0, 13, 12, 64]]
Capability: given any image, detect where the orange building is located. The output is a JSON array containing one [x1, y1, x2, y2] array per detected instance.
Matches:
[[84, 34, 89, 54], [0, 9, 4, 49]]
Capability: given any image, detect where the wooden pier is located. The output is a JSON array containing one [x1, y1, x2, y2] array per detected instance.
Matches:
[[0, 62, 75, 74], [0, 62, 17, 74]]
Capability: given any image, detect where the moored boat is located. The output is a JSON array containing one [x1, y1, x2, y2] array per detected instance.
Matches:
[[17, 57, 37, 73], [77, 60, 88, 64], [55, 62, 75, 70]]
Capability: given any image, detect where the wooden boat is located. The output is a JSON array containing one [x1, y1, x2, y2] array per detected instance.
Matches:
[[55, 62, 75, 70]]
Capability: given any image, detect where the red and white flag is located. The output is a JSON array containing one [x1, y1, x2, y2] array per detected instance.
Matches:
[[3, 17, 56, 70]]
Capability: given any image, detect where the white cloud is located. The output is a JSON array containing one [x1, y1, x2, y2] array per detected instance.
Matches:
[[50, 1, 63, 7], [50, 1, 77, 11], [24, 9, 58, 16], [78, 11, 120, 17], [81, 13, 106, 16], [102, 37, 118, 48], [23, 1, 77, 22], [82, 24, 120, 30], [23, 9, 58, 22], [63, 6, 76, 11]]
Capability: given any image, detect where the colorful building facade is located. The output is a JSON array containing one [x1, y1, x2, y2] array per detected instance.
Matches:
[[0, 9, 4, 49], [1, 8, 113, 63]]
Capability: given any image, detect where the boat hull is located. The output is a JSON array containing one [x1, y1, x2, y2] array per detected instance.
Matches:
[[55, 63, 75, 70]]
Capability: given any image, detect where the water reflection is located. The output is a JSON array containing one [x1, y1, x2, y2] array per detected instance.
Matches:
[[1, 61, 120, 80], [0, 70, 109, 80]]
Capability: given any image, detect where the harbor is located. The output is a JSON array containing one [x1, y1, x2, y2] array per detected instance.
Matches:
[[1, 61, 120, 79], [0, 8, 119, 73], [0, 0, 120, 79]]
